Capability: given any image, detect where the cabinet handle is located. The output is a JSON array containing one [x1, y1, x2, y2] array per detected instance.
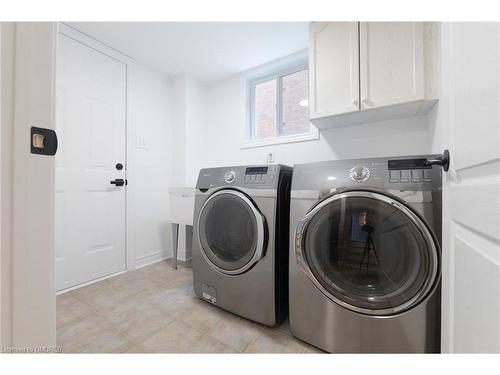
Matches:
[[352, 99, 359, 106]]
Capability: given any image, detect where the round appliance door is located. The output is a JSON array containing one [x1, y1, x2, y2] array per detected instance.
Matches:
[[296, 191, 439, 316], [197, 189, 266, 275]]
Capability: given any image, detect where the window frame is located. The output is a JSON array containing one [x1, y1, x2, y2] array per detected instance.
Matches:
[[243, 56, 318, 149]]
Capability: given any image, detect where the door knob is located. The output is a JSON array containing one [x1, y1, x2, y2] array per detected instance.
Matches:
[[110, 179, 126, 186], [425, 150, 450, 172]]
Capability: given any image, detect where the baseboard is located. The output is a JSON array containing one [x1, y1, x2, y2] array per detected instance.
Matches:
[[134, 249, 171, 269], [56, 268, 127, 295]]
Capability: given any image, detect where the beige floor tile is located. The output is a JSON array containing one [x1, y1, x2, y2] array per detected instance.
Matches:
[[92, 295, 154, 326], [139, 320, 202, 353], [111, 277, 163, 301], [244, 328, 309, 353], [123, 344, 149, 353], [137, 260, 172, 275], [71, 279, 113, 299], [106, 270, 145, 286], [56, 261, 316, 354], [148, 268, 193, 287], [57, 298, 94, 330], [189, 334, 236, 353], [71, 328, 134, 353], [181, 300, 229, 333], [154, 275, 193, 291], [206, 313, 264, 352], [79, 283, 138, 310], [57, 314, 107, 351], [56, 290, 81, 309], [114, 306, 174, 342], [151, 284, 199, 319]]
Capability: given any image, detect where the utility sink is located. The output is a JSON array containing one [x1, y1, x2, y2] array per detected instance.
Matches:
[[168, 187, 195, 226]]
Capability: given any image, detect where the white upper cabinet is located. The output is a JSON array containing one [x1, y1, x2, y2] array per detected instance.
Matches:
[[360, 22, 424, 109], [309, 22, 437, 129], [309, 22, 359, 119]]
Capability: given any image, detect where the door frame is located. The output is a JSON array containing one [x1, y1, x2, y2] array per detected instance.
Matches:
[[0, 22, 136, 347], [55, 23, 136, 294], [1, 22, 58, 348]]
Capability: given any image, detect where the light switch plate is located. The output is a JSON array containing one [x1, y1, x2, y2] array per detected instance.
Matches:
[[136, 136, 149, 149]]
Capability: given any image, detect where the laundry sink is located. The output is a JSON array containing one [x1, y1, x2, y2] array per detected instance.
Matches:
[[168, 187, 195, 226]]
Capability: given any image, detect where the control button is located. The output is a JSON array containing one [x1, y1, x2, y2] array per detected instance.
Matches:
[[411, 170, 422, 181], [389, 170, 400, 181], [400, 170, 411, 182], [423, 169, 432, 181]]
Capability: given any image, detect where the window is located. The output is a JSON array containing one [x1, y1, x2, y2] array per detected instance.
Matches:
[[245, 58, 317, 147]]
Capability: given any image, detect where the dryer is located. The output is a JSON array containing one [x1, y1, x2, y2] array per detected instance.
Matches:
[[289, 155, 442, 353], [192, 165, 292, 326]]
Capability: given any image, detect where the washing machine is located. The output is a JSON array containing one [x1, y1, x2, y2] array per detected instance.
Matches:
[[192, 165, 292, 326], [289, 155, 442, 353]]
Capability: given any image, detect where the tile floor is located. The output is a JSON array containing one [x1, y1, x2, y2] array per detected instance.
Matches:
[[57, 260, 323, 353]]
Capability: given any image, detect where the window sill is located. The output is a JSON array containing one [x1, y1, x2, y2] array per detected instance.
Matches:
[[240, 128, 319, 149]]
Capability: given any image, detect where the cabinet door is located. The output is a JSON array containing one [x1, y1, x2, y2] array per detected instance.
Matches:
[[309, 22, 359, 119], [360, 22, 424, 110]]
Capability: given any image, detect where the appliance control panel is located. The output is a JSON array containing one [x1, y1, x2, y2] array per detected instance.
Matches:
[[387, 158, 433, 183], [244, 166, 270, 185]]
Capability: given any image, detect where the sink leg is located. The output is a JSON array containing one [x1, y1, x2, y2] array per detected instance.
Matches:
[[171, 223, 179, 270]]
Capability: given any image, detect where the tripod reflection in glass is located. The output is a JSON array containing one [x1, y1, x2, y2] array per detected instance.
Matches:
[[358, 224, 380, 273]]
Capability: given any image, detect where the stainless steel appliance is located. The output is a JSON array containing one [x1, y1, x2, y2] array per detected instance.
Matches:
[[289, 155, 442, 353], [192, 165, 292, 326]]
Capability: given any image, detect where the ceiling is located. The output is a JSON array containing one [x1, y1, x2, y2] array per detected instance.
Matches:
[[68, 22, 309, 83]]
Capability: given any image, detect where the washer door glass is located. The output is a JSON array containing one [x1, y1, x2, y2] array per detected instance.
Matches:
[[198, 191, 262, 272], [302, 193, 436, 313]]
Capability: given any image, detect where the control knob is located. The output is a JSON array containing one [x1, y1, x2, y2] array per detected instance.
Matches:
[[349, 165, 371, 182], [224, 171, 236, 183]]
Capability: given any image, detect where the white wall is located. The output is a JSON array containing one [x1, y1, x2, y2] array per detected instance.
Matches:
[[184, 70, 437, 185], [170, 75, 206, 261], [171, 76, 187, 186], [172, 75, 207, 187], [184, 77, 207, 189], [127, 63, 174, 268]]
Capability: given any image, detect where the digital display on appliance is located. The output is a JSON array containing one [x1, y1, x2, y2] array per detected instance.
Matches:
[[245, 167, 268, 175], [388, 158, 431, 170]]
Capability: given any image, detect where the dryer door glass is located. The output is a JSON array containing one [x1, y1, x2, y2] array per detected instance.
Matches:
[[301, 192, 438, 314], [198, 191, 263, 273]]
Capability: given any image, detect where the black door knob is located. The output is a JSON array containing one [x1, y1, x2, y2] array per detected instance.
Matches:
[[110, 179, 125, 187], [425, 149, 450, 172]]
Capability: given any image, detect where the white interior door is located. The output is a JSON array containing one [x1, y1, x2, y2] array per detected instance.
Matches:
[[442, 22, 500, 353], [55, 33, 127, 291]]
